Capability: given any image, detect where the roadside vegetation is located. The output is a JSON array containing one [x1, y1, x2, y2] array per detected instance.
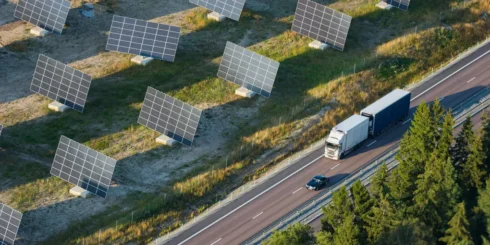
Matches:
[[263, 106, 490, 245], [1, 0, 490, 244]]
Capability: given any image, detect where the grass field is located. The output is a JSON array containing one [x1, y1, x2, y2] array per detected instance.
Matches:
[[1, 0, 490, 244]]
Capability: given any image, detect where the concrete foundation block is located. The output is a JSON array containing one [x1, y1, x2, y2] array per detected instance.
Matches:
[[48, 101, 69, 112], [207, 12, 226, 22], [308, 40, 328, 51], [376, 1, 393, 10], [131, 55, 154, 66], [70, 186, 90, 198], [235, 87, 256, 98], [30, 26, 49, 37], [156, 135, 176, 146]]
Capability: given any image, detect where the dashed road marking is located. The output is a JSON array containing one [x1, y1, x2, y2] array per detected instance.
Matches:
[[331, 163, 340, 170], [292, 187, 303, 194], [467, 77, 476, 83], [403, 119, 411, 124], [252, 212, 264, 220], [366, 141, 377, 147], [210, 238, 222, 245]]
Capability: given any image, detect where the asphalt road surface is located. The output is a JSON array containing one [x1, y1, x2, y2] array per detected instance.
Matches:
[[162, 42, 490, 245]]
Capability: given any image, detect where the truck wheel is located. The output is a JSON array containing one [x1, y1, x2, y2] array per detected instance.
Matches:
[[340, 153, 344, 159]]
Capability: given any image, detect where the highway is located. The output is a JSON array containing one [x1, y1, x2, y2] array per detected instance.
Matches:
[[161, 42, 490, 245]]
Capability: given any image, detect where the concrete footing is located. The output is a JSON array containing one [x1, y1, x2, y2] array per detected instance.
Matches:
[[376, 2, 393, 10], [235, 87, 256, 98], [156, 135, 176, 146], [70, 186, 90, 198], [30, 27, 49, 37], [48, 101, 69, 112], [207, 12, 226, 22], [131, 55, 154, 66], [308, 40, 328, 50]]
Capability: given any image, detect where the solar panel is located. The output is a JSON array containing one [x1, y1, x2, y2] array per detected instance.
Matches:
[[291, 0, 352, 51], [217, 42, 279, 98], [30, 54, 92, 113], [106, 15, 181, 62], [50, 136, 117, 198], [189, 0, 246, 21], [13, 0, 70, 35], [0, 203, 22, 245], [382, 0, 410, 11], [138, 87, 202, 146]]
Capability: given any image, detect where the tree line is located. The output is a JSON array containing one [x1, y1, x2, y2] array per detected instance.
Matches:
[[263, 100, 490, 245]]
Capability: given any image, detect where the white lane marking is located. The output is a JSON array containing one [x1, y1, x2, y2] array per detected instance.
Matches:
[[366, 141, 377, 147], [252, 212, 264, 220], [440, 97, 445, 101], [331, 163, 340, 170], [292, 187, 303, 194], [210, 238, 222, 245], [467, 77, 476, 83], [411, 50, 490, 102], [177, 154, 324, 244], [403, 119, 411, 124]]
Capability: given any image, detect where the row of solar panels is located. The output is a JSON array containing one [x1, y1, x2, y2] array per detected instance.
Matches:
[[2, 0, 411, 244]]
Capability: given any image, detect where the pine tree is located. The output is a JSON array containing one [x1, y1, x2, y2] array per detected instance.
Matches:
[[431, 98, 446, 143], [389, 102, 435, 208], [440, 202, 474, 245], [263, 223, 316, 245], [453, 117, 475, 167], [371, 163, 388, 199], [478, 180, 490, 243], [315, 231, 334, 245], [332, 215, 361, 245], [365, 195, 399, 243], [461, 136, 487, 192], [322, 186, 353, 232], [481, 114, 490, 174], [350, 179, 374, 244]]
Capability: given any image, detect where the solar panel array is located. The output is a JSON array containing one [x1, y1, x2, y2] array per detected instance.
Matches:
[[189, 0, 246, 21], [30, 54, 92, 113], [51, 136, 117, 198], [14, 0, 70, 35], [0, 203, 22, 245], [138, 87, 202, 146], [382, 0, 410, 11], [106, 15, 181, 62], [218, 42, 280, 98], [292, 0, 352, 51]]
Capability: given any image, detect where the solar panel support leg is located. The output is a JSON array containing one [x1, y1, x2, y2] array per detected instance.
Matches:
[[48, 101, 70, 112], [308, 40, 328, 51], [376, 2, 393, 10], [156, 135, 177, 146], [70, 186, 90, 198], [235, 87, 256, 98], [208, 12, 226, 22], [131, 55, 154, 66], [30, 27, 49, 37]]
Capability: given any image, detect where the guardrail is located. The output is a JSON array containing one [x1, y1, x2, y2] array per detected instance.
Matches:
[[153, 36, 490, 245], [243, 87, 490, 245]]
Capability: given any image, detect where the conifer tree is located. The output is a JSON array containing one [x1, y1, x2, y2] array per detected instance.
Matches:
[[263, 223, 316, 245], [321, 186, 354, 232], [332, 215, 361, 245], [350, 179, 374, 244], [371, 163, 388, 199], [365, 195, 399, 243], [478, 180, 490, 243], [431, 99, 446, 143], [440, 202, 474, 245], [389, 102, 435, 208], [315, 231, 333, 245], [453, 117, 475, 167], [461, 136, 487, 193], [481, 114, 490, 173]]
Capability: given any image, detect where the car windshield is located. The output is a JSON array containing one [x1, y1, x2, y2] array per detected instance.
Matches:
[[326, 142, 338, 149], [313, 177, 323, 182]]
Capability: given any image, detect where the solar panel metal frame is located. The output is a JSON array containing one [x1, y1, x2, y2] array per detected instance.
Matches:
[[382, 0, 410, 11], [13, 0, 70, 35], [217, 41, 280, 98], [50, 136, 117, 198], [138, 87, 202, 147], [30, 54, 92, 113], [291, 0, 352, 51], [0, 203, 22, 245], [189, 0, 246, 21], [106, 15, 181, 62]]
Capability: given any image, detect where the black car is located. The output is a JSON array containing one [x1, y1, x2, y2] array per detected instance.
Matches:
[[306, 175, 329, 190]]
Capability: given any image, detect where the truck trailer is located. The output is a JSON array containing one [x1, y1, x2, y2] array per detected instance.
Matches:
[[325, 89, 411, 160], [361, 89, 411, 137]]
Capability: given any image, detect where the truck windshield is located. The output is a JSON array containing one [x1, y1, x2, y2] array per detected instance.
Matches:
[[326, 142, 338, 149]]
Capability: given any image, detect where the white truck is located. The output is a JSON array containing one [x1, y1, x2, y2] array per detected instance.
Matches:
[[325, 115, 369, 160]]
